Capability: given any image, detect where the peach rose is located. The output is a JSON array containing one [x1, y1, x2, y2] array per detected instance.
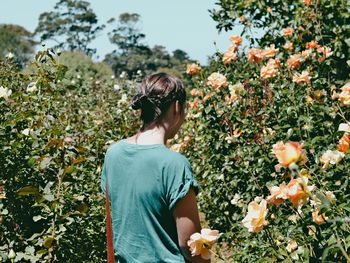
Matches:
[[301, 49, 312, 58], [286, 240, 298, 253], [187, 228, 220, 260], [272, 141, 305, 167], [312, 208, 328, 224], [338, 82, 350, 105], [190, 89, 204, 97], [287, 176, 315, 207], [319, 150, 345, 169], [306, 95, 313, 104], [229, 35, 242, 46], [317, 46, 333, 62], [338, 123, 350, 133], [170, 143, 182, 152], [262, 44, 279, 58], [266, 182, 288, 206], [242, 199, 268, 233], [0, 86, 12, 101], [317, 46, 333, 58], [292, 71, 311, 84], [260, 60, 279, 79], [203, 93, 214, 102], [268, 58, 281, 68], [240, 15, 246, 22], [283, 42, 293, 51], [324, 191, 336, 203], [186, 63, 201, 76], [248, 48, 264, 63], [282, 27, 294, 37], [206, 72, 229, 89], [287, 54, 302, 69], [228, 44, 238, 52], [338, 133, 350, 153], [306, 40, 319, 49], [222, 49, 238, 64]]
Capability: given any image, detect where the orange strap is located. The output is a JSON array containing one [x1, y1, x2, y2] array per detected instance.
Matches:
[[106, 181, 116, 263]]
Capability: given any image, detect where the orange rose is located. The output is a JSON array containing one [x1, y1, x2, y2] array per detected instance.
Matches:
[[306, 95, 313, 104], [262, 44, 279, 58], [186, 63, 201, 76], [292, 71, 311, 84], [338, 133, 350, 153], [283, 42, 293, 51], [312, 208, 327, 224], [222, 49, 237, 64], [266, 182, 288, 206], [206, 72, 229, 89], [272, 141, 305, 167], [242, 199, 268, 232], [189, 99, 200, 109], [304, 0, 311, 6], [306, 40, 319, 49], [248, 48, 264, 63], [240, 15, 246, 22], [282, 28, 294, 37], [287, 177, 315, 207], [229, 35, 242, 46], [287, 54, 302, 69]]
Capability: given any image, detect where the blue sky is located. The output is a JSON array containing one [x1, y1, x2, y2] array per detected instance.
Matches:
[[0, 0, 258, 65]]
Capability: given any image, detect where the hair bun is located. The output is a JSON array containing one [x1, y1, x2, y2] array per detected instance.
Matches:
[[131, 93, 148, 110]]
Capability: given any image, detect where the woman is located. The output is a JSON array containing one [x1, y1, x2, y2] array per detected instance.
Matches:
[[101, 72, 210, 263]]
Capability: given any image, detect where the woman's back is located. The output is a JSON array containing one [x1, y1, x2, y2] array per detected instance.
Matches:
[[101, 139, 200, 262]]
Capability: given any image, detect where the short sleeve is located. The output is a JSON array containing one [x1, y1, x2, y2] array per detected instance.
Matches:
[[165, 155, 201, 211]]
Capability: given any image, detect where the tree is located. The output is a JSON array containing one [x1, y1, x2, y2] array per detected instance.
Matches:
[[173, 49, 190, 63], [107, 13, 146, 53], [104, 13, 194, 79], [34, 0, 105, 57], [0, 24, 37, 67]]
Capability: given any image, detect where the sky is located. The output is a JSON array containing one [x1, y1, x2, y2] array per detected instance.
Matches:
[[0, 0, 257, 65]]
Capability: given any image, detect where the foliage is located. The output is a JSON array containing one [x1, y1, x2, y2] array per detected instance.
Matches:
[[34, 0, 105, 57], [0, 24, 37, 67], [179, 0, 350, 261], [0, 48, 142, 262], [209, 0, 350, 80]]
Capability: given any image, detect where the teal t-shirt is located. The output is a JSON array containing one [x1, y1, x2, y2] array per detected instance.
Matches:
[[100, 139, 201, 263]]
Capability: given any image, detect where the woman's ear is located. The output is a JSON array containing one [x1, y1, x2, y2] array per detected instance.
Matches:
[[174, 100, 181, 115]]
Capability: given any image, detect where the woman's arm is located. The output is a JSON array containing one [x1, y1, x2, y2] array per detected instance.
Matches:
[[172, 187, 211, 263]]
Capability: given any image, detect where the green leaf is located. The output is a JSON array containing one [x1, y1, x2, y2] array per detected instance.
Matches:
[[17, 186, 40, 196]]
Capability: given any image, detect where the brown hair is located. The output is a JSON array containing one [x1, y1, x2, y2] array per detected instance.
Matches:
[[131, 72, 187, 131]]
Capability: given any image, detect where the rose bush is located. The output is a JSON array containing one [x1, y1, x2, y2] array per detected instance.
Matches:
[[0, 49, 144, 262], [179, 0, 350, 261]]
